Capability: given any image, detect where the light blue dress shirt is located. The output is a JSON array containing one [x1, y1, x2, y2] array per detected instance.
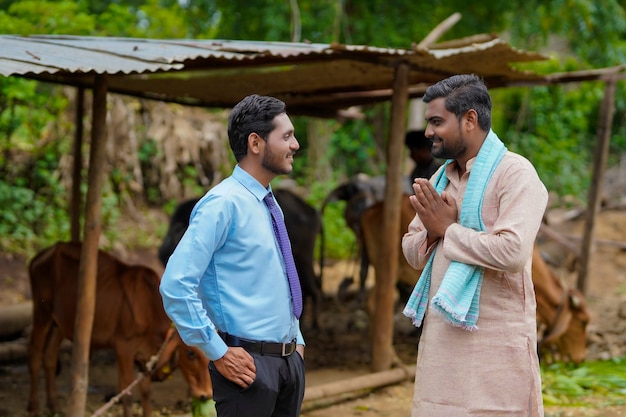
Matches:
[[159, 165, 304, 361]]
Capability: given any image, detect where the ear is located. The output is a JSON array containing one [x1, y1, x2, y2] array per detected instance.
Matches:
[[463, 109, 479, 131], [248, 132, 263, 155]]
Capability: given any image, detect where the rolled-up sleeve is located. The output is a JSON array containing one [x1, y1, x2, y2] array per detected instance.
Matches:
[[159, 196, 230, 360]]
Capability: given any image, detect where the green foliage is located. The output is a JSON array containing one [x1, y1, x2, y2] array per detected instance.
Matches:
[[0, 179, 70, 254], [505, 0, 626, 67], [191, 398, 216, 417], [0, 75, 74, 255], [327, 107, 388, 178], [319, 201, 357, 260], [306, 179, 357, 261], [340, 2, 512, 47], [0, 1, 95, 34], [491, 56, 613, 203], [542, 357, 626, 406]]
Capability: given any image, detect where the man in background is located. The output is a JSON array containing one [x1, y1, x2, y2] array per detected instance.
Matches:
[[405, 129, 442, 182]]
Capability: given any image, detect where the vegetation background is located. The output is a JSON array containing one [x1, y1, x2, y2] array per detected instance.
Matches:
[[1, 0, 626, 259]]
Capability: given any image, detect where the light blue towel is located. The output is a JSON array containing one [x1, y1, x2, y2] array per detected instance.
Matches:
[[403, 130, 507, 330]]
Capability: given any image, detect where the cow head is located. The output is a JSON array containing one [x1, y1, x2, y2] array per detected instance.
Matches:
[[152, 327, 213, 401], [322, 173, 386, 235], [532, 245, 590, 365], [538, 288, 590, 364]]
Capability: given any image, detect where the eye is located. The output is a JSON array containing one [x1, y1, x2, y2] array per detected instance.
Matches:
[[185, 349, 197, 360]]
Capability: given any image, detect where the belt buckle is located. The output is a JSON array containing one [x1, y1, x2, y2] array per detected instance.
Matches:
[[282, 341, 294, 356]]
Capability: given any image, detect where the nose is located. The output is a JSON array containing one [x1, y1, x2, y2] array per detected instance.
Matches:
[[424, 124, 435, 138], [291, 136, 300, 151]]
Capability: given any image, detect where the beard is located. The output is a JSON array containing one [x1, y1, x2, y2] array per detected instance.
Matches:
[[431, 128, 467, 160], [261, 143, 292, 175]]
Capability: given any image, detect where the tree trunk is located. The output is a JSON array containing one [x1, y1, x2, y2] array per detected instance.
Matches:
[[306, 118, 334, 184]]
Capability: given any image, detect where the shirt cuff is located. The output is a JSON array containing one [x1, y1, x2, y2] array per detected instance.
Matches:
[[203, 332, 229, 361]]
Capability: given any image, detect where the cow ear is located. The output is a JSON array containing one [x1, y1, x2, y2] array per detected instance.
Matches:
[[152, 327, 180, 379]]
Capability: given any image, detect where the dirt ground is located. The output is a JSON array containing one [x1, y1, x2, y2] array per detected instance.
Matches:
[[1, 208, 626, 417]]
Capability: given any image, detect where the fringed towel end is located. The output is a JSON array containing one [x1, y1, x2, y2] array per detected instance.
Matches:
[[403, 306, 424, 328]]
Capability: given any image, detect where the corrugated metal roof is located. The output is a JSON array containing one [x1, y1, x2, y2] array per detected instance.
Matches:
[[0, 34, 550, 116]]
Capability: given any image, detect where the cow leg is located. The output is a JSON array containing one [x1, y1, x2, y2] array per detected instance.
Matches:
[[115, 348, 141, 417], [299, 268, 323, 330], [358, 245, 370, 302], [43, 326, 64, 414], [138, 373, 153, 417], [303, 288, 323, 330], [27, 317, 52, 416]]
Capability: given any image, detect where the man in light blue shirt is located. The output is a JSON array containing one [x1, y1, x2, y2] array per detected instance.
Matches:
[[160, 94, 305, 417]]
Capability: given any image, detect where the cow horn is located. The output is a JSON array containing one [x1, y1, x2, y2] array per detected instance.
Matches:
[[569, 292, 582, 309], [541, 309, 573, 346]]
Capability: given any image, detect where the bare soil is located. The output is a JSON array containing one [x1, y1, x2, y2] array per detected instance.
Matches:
[[1, 209, 626, 416]]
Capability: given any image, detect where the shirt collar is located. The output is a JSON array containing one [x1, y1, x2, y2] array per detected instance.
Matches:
[[444, 157, 476, 181], [232, 165, 273, 201]]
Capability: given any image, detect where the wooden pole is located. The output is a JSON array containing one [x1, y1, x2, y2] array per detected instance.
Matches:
[[70, 87, 85, 242], [414, 12, 462, 50], [577, 77, 617, 294], [0, 302, 32, 339], [67, 76, 108, 417], [370, 62, 410, 372]]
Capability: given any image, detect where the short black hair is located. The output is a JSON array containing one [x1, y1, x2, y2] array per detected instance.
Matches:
[[405, 130, 430, 150], [227, 94, 286, 162], [422, 74, 492, 132]]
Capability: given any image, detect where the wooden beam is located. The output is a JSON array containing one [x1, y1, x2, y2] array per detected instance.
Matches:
[[70, 87, 85, 242], [370, 62, 410, 372], [577, 77, 617, 294], [67, 75, 108, 417]]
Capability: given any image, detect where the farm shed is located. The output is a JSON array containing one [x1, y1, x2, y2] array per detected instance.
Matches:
[[1, 29, 623, 415]]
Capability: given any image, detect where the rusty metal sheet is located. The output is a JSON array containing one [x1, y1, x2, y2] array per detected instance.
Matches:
[[0, 34, 552, 115]]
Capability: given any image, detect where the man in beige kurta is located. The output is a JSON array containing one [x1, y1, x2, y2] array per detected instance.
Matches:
[[402, 74, 547, 417]]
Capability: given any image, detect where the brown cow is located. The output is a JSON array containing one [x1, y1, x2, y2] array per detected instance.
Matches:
[[532, 246, 590, 364], [360, 200, 590, 364], [27, 241, 212, 417], [361, 196, 420, 316]]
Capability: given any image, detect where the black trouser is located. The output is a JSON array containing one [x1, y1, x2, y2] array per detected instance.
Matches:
[[209, 351, 305, 417]]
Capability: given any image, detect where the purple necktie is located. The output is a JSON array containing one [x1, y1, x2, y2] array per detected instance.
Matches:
[[264, 192, 303, 319]]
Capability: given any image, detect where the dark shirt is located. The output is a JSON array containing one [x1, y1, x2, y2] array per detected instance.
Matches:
[[410, 158, 444, 182]]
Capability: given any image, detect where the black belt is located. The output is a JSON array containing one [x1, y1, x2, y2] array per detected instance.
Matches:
[[218, 331, 296, 357]]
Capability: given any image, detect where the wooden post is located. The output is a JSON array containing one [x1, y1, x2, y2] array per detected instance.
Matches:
[[577, 77, 616, 294], [70, 87, 85, 242], [371, 62, 410, 372], [67, 76, 108, 417]]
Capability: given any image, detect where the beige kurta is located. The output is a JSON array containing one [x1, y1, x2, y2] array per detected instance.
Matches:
[[402, 151, 548, 417]]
